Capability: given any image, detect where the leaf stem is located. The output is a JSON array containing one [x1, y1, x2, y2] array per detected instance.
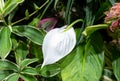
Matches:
[[64, 19, 83, 31], [65, 0, 74, 25], [39, 0, 53, 20], [11, 0, 49, 26]]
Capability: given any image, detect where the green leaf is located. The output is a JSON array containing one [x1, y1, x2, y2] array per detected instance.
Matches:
[[39, 0, 53, 20], [109, 0, 116, 5], [15, 41, 28, 65], [11, 38, 18, 50], [20, 58, 38, 69], [0, 60, 18, 71], [95, 1, 111, 22], [61, 32, 104, 81], [25, 9, 29, 20], [75, 28, 81, 41], [65, 0, 74, 24], [82, 24, 108, 37], [112, 54, 120, 81], [102, 69, 113, 81], [33, 3, 39, 10], [12, 25, 45, 45], [21, 67, 38, 75], [8, 7, 18, 24], [5, 73, 19, 81], [29, 18, 40, 27], [2, 0, 24, 17], [0, 0, 4, 11], [0, 70, 13, 81], [20, 74, 37, 81], [108, 45, 120, 81], [0, 27, 12, 59], [29, 43, 43, 62], [85, 0, 99, 26], [36, 64, 60, 77], [54, 0, 59, 10]]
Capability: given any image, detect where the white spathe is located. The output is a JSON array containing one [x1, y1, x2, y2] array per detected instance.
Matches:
[[41, 25, 76, 68]]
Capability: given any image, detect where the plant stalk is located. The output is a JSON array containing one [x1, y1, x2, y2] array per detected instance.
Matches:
[[64, 19, 83, 31], [11, 0, 49, 26]]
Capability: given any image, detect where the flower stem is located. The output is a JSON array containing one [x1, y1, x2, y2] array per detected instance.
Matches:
[[11, 0, 49, 26], [39, 0, 53, 20], [64, 19, 83, 31]]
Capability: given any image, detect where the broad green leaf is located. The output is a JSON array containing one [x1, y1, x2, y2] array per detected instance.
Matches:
[[0, 70, 13, 81], [82, 24, 108, 37], [0, 27, 12, 59], [61, 32, 104, 81], [5, 73, 19, 81], [36, 64, 60, 77], [12, 25, 45, 45], [21, 67, 38, 75], [2, 0, 24, 17], [15, 41, 28, 65], [20, 74, 37, 81], [0, 60, 18, 71], [20, 58, 38, 69]]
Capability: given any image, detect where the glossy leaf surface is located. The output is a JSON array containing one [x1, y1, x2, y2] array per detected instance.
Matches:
[[61, 32, 104, 81], [15, 41, 28, 65], [0, 70, 13, 81], [20, 74, 37, 81], [12, 25, 45, 45], [36, 64, 60, 77], [20, 58, 38, 69], [0, 60, 18, 71], [2, 0, 24, 17], [22, 67, 38, 76], [0, 27, 12, 59], [5, 73, 19, 81]]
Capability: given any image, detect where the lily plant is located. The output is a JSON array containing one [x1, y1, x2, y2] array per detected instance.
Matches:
[[41, 19, 83, 68]]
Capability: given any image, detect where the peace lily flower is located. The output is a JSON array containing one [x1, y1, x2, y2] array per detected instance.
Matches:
[[41, 25, 76, 68]]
